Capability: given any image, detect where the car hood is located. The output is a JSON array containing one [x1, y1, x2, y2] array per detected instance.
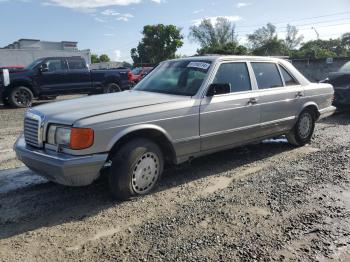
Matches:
[[31, 90, 189, 125]]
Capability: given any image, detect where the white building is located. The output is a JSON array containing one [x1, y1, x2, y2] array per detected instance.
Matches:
[[0, 39, 91, 67]]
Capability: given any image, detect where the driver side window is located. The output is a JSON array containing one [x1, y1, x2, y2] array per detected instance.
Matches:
[[213, 62, 252, 93], [45, 59, 64, 72]]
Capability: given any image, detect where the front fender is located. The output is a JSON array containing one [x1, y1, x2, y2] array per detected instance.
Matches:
[[106, 124, 173, 151]]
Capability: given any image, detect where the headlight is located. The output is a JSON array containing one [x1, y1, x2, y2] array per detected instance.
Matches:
[[47, 125, 93, 149]]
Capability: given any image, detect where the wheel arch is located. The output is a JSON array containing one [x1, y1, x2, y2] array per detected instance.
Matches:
[[107, 124, 177, 165], [8, 80, 37, 97], [300, 102, 320, 120]]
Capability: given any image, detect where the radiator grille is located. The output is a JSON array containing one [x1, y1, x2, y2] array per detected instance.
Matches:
[[24, 117, 40, 147]]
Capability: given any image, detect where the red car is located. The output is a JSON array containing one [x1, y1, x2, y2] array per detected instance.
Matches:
[[130, 67, 153, 83]]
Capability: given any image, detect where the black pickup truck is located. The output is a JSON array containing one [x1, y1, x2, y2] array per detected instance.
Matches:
[[0, 56, 131, 108]]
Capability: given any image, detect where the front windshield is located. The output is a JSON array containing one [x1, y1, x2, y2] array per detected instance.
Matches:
[[26, 58, 44, 70], [339, 62, 350, 73], [134, 60, 212, 96]]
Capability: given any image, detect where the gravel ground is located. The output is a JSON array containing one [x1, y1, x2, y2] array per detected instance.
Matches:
[[0, 102, 349, 261]]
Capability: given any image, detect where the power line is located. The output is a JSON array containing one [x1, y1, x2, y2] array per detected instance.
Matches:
[[236, 18, 350, 34], [237, 11, 350, 28]]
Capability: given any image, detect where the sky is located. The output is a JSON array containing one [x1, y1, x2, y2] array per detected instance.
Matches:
[[0, 0, 349, 62]]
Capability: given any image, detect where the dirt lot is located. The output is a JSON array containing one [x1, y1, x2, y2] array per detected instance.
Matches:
[[0, 100, 349, 261]]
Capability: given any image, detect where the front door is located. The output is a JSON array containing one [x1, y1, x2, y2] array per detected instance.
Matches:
[[39, 58, 68, 94], [200, 62, 261, 152]]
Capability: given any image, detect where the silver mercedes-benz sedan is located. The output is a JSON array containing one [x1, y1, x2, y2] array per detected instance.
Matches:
[[15, 56, 335, 199]]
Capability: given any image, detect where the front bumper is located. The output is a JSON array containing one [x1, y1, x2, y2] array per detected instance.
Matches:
[[318, 106, 336, 120], [14, 135, 108, 186]]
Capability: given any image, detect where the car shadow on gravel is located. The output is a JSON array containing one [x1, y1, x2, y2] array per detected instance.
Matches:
[[0, 140, 294, 240], [320, 111, 350, 125]]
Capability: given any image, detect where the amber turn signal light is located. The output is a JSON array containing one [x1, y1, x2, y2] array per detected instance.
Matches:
[[70, 128, 94, 150]]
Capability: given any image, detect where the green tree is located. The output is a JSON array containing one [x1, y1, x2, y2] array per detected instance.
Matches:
[[247, 23, 277, 49], [341, 32, 350, 50], [131, 24, 184, 64], [189, 17, 237, 50], [197, 42, 248, 55], [99, 54, 110, 62], [293, 39, 348, 59], [247, 23, 288, 56], [284, 24, 304, 50], [91, 54, 100, 64]]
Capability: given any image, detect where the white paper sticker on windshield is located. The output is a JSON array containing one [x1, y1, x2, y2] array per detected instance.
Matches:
[[3, 69, 10, 87], [187, 62, 210, 70]]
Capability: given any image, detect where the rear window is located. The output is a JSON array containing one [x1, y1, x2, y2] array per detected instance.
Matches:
[[279, 66, 299, 86], [68, 59, 87, 70], [252, 62, 283, 89]]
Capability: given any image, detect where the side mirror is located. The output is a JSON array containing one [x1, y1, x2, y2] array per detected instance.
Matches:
[[206, 83, 231, 97], [40, 64, 48, 73]]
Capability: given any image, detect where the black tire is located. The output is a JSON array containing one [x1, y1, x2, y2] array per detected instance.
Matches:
[[108, 138, 164, 200], [9, 86, 33, 108], [103, 83, 122, 94], [286, 109, 316, 146], [1, 96, 11, 107]]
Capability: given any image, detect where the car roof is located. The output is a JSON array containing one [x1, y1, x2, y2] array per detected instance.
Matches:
[[168, 55, 286, 63]]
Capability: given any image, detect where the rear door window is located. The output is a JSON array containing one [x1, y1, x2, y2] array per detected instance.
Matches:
[[279, 65, 299, 86], [68, 59, 87, 70], [213, 62, 251, 93], [252, 62, 283, 89]]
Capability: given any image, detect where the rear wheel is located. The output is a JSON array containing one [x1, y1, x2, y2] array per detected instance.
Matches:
[[108, 138, 164, 200], [287, 109, 316, 146], [9, 86, 33, 108], [103, 83, 121, 93]]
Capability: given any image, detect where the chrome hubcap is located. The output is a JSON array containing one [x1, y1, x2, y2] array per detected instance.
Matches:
[[298, 114, 312, 139], [132, 152, 160, 194]]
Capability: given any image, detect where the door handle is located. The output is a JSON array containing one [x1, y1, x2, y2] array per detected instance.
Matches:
[[295, 91, 303, 98], [248, 98, 258, 105]]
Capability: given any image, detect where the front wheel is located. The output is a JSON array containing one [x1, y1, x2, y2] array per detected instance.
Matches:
[[287, 109, 316, 146], [108, 138, 164, 200], [103, 83, 121, 94], [9, 86, 33, 108]]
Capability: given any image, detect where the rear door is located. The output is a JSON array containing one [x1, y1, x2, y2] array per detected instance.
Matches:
[[39, 58, 68, 95], [65, 58, 91, 93], [251, 62, 303, 135], [200, 61, 261, 151]]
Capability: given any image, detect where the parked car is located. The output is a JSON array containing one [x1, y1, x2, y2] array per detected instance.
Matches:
[[321, 61, 350, 110], [15, 56, 335, 200], [0, 56, 131, 108], [130, 67, 153, 83], [0, 65, 25, 71]]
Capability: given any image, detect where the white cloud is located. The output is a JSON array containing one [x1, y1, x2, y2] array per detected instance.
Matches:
[[43, 0, 141, 9], [116, 13, 134, 21], [193, 9, 204, 14], [104, 33, 115, 37], [93, 17, 106, 22], [101, 9, 120, 16], [100, 9, 134, 21], [114, 50, 121, 61], [150, 0, 165, 3], [236, 2, 251, 8], [192, 16, 242, 26]]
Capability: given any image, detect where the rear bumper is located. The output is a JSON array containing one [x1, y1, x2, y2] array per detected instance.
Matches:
[[318, 106, 336, 120], [14, 135, 108, 186]]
